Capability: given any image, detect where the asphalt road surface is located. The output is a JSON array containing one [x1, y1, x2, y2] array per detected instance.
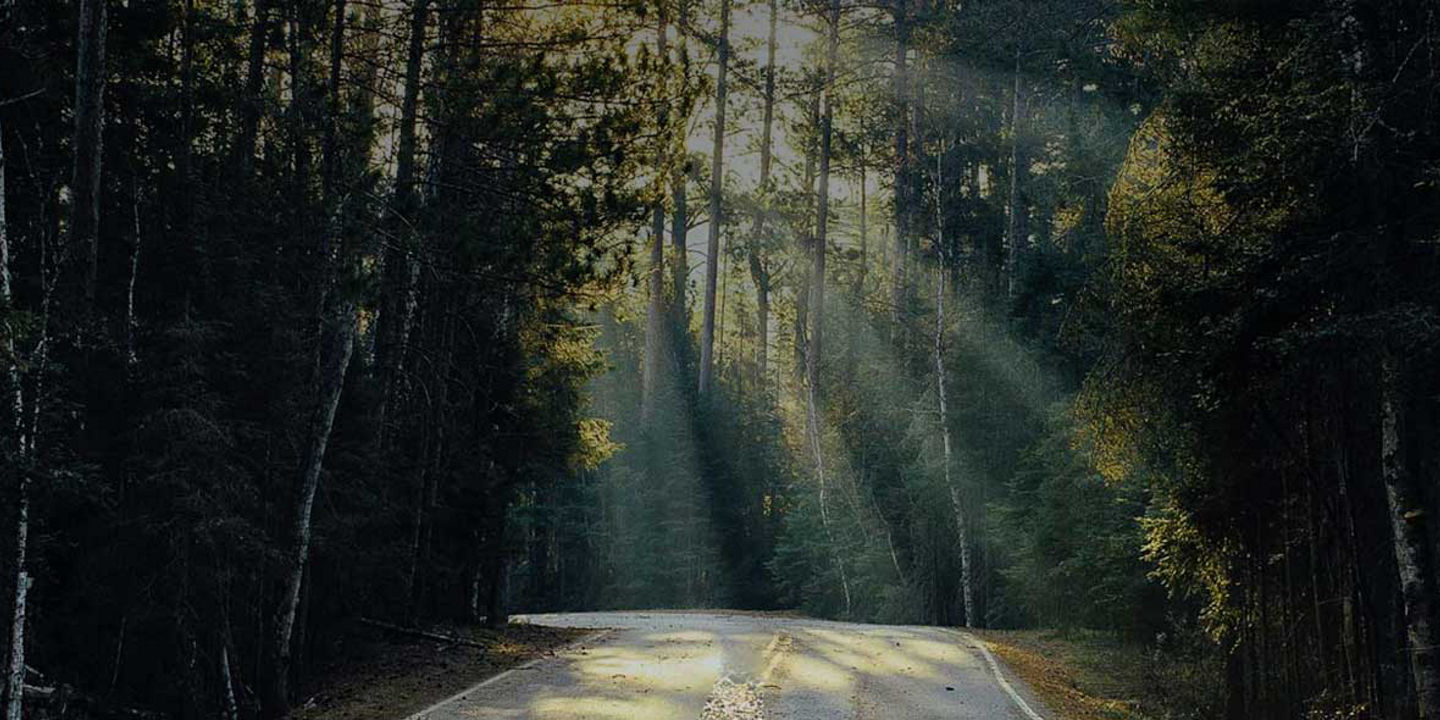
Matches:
[[405, 611, 1049, 720]]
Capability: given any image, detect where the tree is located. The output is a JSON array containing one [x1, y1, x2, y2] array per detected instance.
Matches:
[[698, 0, 732, 396]]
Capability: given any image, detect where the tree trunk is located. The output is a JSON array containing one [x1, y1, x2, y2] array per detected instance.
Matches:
[[933, 139, 975, 627], [747, 0, 777, 388], [220, 642, 240, 720], [669, 0, 690, 339], [1004, 48, 1026, 301], [889, 0, 909, 335], [265, 297, 356, 717], [810, 0, 839, 397], [238, 0, 270, 174], [3, 476, 28, 720], [73, 0, 108, 313], [264, 5, 357, 713], [698, 0, 730, 397], [793, 88, 819, 376], [642, 203, 665, 425], [802, 0, 850, 621], [1380, 356, 1440, 718], [1, 117, 18, 438], [125, 178, 140, 365], [856, 164, 867, 296], [2, 115, 37, 720], [483, 509, 510, 630], [641, 13, 670, 425], [374, 0, 429, 440]]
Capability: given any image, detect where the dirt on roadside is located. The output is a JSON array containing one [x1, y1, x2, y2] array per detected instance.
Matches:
[[290, 621, 592, 720]]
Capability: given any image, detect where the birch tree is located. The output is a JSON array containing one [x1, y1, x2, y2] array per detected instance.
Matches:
[[1380, 356, 1440, 717], [1, 106, 29, 720], [266, 1, 360, 713]]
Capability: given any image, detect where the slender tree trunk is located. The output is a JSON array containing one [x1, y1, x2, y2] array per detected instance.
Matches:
[[73, 0, 108, 313], [669, 0, 690, 338], [642, 204, 665, 425], [889, 0, 909, 335], [220, 642, 240, 720], [641, 12, 670, 425], [810, 0, 839, 397], [238, 0, 270, 174], [1, 118, 17, 437], [1380, 356, 1440, 717], [483, 508, 510, 630], [1004, 48, 1026, 301], [125, 178, 140, 365], [319, 0, 347, 264], [2, 475, 28, 720], [266, 299, 355, 717], [698, 0, 731, 396], [375, 0, 429, 440], [3, 125, 45, 720], [264, 6, 357, 713], [747, 0, 777, 387], [177, 0, 197, 313], [856, 164, 867, 296], [1, 178, 27, 719], [801, 0, 850, 621], [794, 89, 819, 375], [933, 139, 975, 627]]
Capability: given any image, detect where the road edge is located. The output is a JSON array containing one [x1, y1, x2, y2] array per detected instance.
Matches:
[[950, 630, 1048, 720], [398, 627, 615, 720]]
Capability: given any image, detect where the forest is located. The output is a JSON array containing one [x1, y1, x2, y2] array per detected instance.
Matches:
[[0, 0, 1438, 718]]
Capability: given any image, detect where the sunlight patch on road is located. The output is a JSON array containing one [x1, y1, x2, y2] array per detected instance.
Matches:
[[529, 695, 681, 718], [575, 641, 723, 692]]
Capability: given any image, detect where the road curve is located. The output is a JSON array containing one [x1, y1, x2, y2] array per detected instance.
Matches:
[[405, 611, 1049, 720]]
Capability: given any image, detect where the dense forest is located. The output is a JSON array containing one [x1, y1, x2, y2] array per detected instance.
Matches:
[[1, 0, 1438, 718]]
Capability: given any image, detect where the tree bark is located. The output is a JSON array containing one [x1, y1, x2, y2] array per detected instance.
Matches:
[[1380, 356, 1440, 718], [747, 0, 777, 387], [669, 0, 690, 338], [2, 477, 28, 720], [220, 643, 240, 720], [1004, 48, 1026, 301], [642, 203, 666, 425], [856, 164, 867, 296], [933, 139, 975, 627], [698, 0, 731, 397], [889, 0, 909, 335], [265, 296, 356, 717], [810, 0, 840, 397], [73, 0, 108, 314], [264, 5, 357, 714], [1, 117, 18, 438], [375, 0, 430, 438], [641, 12, 670, 425], [793, 88, 819, 376], [238, 0, 270, 174]]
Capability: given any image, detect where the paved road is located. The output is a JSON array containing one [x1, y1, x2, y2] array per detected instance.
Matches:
[[406, 611, 1049, 720]]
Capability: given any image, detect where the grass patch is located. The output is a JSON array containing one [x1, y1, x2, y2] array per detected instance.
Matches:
[[971, 629, 1221, 720], [291, 620, 593, 720]]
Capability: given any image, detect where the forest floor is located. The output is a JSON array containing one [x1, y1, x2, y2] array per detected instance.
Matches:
[[971, 629, 1220, 720], [289, 620, 593, 720]]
